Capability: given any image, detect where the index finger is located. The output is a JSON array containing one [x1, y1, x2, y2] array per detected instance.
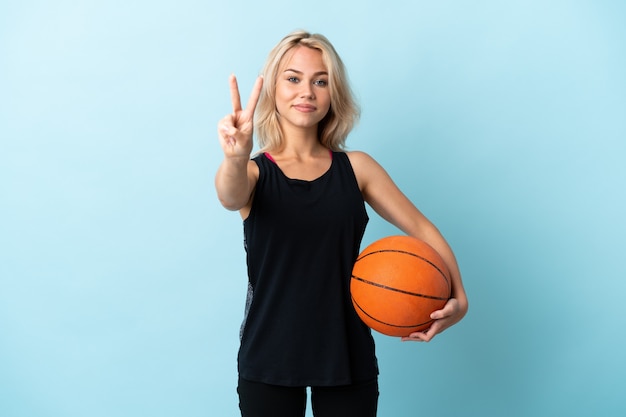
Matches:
[[244, 76, 264, 114], [229, 74, 242, 112]]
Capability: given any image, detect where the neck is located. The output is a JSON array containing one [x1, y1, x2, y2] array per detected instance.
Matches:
[[276, 124, 324, 158], [282, 122, 318, 141]]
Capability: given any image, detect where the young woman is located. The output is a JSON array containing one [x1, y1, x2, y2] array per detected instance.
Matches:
[[216, 30, 468, 417]]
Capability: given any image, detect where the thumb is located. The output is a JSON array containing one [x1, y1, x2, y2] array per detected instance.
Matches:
[[430, 309, 445, 320], [430, 298, 458, 319]]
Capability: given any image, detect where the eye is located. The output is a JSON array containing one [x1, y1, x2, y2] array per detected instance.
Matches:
[[314, 79, 328, 87], [287, 76, 299, 83]]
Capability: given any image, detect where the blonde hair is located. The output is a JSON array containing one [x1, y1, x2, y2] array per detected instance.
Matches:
[[255, 30, 360, 152]]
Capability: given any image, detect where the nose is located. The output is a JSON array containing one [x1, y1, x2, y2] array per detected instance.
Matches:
[[300, 81, 315, 99]]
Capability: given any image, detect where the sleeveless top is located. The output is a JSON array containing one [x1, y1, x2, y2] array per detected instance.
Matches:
[[238, 151, 378, 386]]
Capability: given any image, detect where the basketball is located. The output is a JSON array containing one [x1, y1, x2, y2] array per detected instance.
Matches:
[[350, 235, 451, 337]]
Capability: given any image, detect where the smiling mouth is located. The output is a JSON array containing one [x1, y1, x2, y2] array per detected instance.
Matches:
[[293, 104, 316, 112]]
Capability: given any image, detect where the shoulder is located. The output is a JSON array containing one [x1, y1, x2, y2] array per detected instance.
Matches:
[[237, 158, 261, 220], [248, 155, 262, 177], [345, 150, 390, 193], [346, 150, 378, 170], [346, 150, 386, 177]]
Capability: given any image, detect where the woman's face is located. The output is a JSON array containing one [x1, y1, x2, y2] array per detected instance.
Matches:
[[274, 46, 331, 134]]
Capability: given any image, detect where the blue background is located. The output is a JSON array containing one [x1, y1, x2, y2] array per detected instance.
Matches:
[[1, 0, 625, 416]]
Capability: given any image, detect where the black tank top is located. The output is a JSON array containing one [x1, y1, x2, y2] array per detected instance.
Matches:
[[238, 151, 378, 386]]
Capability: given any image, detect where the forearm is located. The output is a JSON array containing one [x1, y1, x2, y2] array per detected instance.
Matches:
[[215, 156, 252, 211], [417, 223, 468, 316]]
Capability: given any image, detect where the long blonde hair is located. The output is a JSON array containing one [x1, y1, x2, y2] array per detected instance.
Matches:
[[255, 30, 360, 152]]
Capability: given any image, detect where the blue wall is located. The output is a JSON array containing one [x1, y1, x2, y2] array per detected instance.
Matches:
[[1, 1, 624, 416]]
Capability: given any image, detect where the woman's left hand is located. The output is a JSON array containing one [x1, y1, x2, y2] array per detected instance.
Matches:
[[401, 298, 466, 342]]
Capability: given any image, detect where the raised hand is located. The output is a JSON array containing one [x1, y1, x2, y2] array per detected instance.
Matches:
[[218, 74, 264, 159]]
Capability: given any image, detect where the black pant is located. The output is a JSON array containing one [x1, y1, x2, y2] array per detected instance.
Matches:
[[237, 377, 379, 417]]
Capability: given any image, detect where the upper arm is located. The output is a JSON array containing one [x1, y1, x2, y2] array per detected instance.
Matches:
[[347, 151, 432, 237]]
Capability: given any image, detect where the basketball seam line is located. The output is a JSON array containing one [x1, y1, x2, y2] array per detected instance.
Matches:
[[351, 275, 449, 301], [356, 249, 450, 289], [352, 296, 435, 329]]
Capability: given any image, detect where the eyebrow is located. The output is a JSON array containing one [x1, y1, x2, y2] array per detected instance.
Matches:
[[284, 68, 328, 76]]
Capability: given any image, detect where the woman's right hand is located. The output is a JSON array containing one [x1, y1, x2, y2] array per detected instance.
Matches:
[[218, 74, 264, 159]]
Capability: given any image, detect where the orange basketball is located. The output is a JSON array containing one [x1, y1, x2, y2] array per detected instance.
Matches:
[[351, 235, 451, 337]]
